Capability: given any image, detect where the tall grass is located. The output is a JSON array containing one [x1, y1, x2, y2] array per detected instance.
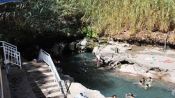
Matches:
[[2, 0, 175, 37], [75, 0, 175, 35]]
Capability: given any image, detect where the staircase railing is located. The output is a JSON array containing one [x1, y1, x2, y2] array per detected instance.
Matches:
[[0, 64, 4, 98], [0, 41, 21, 69], [0, 41, 21, 98], [38, 49, 67, 96]]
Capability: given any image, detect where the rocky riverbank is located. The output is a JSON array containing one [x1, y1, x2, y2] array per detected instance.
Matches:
[[93, 40, 175, 86], [67, 82, 105, 98], [113, 31, 175, 47]]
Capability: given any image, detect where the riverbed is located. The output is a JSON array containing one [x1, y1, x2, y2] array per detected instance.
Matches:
[[61, 53, 175, 98]]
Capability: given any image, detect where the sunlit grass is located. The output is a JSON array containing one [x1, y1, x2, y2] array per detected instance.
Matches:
[[74, 0, 175, 35]]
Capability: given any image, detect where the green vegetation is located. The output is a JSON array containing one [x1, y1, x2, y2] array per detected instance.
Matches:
[[1, 0, 175, 41], [22, 0, 83, 35], [1, 0, 175, 58], [78, 0, 175, 35], [0, 0, 86, 59], [0, 0, 85, 42], [82, 26, 97, 38]]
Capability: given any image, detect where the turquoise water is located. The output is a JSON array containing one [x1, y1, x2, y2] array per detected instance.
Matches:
[[62, 53, 174, 98]]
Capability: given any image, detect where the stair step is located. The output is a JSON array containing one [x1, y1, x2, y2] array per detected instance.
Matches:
[[35, 79, 55, 85], [37, 76, 55, 82], [39, 82, 58, 89], [32, 62, 48, 67], [27, 67, 50, 73], [32, 82, 58, 90], [23, 62, 48, 69], [29, 71, 53, 77], [31, 73, 53, 80], [32, 83, 60, 96], [42, 72, 53, 76], [35, 91, 64, 98], [29, 75, 54, 85], [41, 87, 60, 94], [46, 92, 64, 98]]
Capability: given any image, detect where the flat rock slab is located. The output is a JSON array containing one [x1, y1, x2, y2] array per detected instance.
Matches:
[[94, 41, 175, 83]]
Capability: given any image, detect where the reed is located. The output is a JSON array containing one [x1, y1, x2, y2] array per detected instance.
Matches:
[[75, 0, 175, 35], [3, 0, 175, 37]]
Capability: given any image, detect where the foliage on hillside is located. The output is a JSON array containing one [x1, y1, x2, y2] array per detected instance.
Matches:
[[78, 0, 175, 36], [1, 0, 175, 59], [0, 0, 87, 59], [0, 0, 85, 43], [1, 0, 175, 41]]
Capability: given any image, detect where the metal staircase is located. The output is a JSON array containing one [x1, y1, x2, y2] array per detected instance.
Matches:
[[24, 49, 67, 98], [0, 41, 21, 98], [0, 41, 21, 69], [24, 62, 65, 98], [0, 41, 67, 98]]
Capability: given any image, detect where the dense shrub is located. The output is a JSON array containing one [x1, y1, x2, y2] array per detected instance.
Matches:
[[0, 0, 85, 42]]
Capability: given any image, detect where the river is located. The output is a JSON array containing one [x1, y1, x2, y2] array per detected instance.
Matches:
[[61, 53, 174, 98]]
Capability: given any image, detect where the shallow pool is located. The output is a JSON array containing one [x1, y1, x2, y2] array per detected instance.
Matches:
[[62, 53, 174, 98]]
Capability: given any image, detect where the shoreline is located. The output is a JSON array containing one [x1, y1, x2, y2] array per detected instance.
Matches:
[[93, 41, 175, 91], [99, 66, 175, 91], [111, 70, 175, 90]]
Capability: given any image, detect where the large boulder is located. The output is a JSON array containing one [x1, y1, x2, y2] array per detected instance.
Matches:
[[67, 83, 105, 98]]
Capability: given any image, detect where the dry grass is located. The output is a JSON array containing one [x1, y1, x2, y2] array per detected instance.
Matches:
[[76, 0, 175, 36]]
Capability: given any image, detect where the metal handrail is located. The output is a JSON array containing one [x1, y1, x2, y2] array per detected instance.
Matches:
[[38, 49, 66, 95], [0, 41, 21, 69], [0, 41, 17, 51], [0, 64, 4, 98]]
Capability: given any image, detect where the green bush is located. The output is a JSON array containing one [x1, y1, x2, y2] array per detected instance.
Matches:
[[22, 0, 83, 35], [82, 26, 97, 38], [0, 0, 86, 43]]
